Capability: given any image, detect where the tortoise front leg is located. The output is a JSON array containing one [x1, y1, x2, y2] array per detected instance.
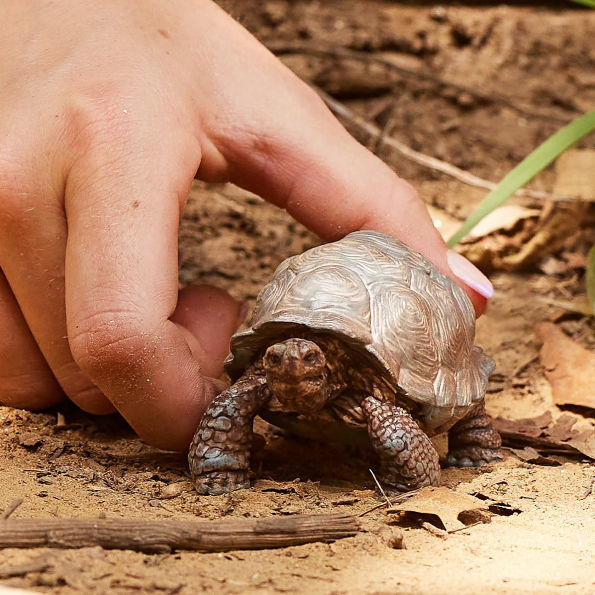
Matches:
[[362, 395, 440, 492], [447, 399, 502, 467], [188, 375, 270, 495]]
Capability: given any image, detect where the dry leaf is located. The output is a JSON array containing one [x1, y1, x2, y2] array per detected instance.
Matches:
[[486, 502, 522, 517], [493, 413, 595, 461], [387, 486, 490, 532], [536, 322, 595, 410], [461, 149, 595, 272], [463, 205, 540, 240], [566, 431, 595, 460], [548, 413, 578, 441], [17, 433, 43, 449], [461, 202, 587, 272], [492, 411, 552, 438], [512, 446, 561, 466]]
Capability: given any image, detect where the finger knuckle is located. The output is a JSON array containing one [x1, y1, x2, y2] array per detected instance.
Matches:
[[0, 154, 35, 220], [65, 84, 140, 155], [69, 310, 158, 380], [0, 145, 57, 246], [0, 372, 63, 410]]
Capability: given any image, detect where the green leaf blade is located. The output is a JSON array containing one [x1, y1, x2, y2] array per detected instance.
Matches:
[[569, 0, 595, 8], [448, 111, 595, 247]]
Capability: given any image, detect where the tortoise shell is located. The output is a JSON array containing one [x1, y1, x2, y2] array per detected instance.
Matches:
[[226, 230, 494, 417]]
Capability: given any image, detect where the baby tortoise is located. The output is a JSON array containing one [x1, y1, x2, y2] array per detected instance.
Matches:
[[188, 230, 501, 495]]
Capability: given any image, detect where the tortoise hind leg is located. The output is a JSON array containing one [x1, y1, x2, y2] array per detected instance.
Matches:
[[188, 375, 270, 495], [447, 400, 502, 467], [362, 396, 440, 492]]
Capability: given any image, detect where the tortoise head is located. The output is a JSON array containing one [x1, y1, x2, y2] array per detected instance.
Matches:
[[263, 338, 331, 413]]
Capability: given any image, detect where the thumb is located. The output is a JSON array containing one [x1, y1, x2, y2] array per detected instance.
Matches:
[[171, 285, 246, 378]]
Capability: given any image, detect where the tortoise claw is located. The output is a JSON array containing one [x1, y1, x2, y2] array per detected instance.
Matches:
[[446, 449, 502, 468], [195, 470, 250, 496]]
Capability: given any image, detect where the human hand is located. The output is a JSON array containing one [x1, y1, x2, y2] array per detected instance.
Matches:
[[0, 0, 492, 450]]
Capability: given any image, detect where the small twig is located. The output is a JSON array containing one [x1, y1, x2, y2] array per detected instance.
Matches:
[[422, 522, 447, 538], [370, 96, 400, 156], [1, 498, 24, 520], [0, 514, 360, 553], [578, 479, 594, 500], [358, 502, 388, 517], [369, 469, 392, 507], [448, 521, 484, 534], [390, 488, 421, 503], [315, 86, 588, 203], [268, 41, 576, 124], [358, 488, 420, 517]]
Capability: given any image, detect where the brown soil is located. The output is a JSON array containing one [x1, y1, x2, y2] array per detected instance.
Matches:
[[1, 2, 594, 593]]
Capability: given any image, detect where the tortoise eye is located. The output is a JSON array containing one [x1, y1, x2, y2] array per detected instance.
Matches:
[[267, 353, 281, 366], [304, 351, 318, 364]]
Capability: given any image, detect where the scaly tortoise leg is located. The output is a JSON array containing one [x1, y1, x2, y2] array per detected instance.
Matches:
[[362, 395, 440, 492], [447, 399, 502, 467], [188, 375, 270, 495]]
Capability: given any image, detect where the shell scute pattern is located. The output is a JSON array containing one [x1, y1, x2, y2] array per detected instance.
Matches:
[[433, 367, 457, 408], [455, 367, 474, 407], [370, 285, 437, 385], [279, 265, 372, 333], [228, 230, 493, 411]]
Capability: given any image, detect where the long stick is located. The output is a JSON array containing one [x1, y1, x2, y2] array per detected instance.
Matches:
[[0, 514, 360, 554], [316, 86, 583, 203]]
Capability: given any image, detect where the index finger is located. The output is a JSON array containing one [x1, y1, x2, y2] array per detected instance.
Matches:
[[193, 20, 492, 312], [228, 100, 490, 314]]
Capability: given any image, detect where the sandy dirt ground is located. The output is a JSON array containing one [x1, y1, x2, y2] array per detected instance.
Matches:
[[1, 1, 594, 593]]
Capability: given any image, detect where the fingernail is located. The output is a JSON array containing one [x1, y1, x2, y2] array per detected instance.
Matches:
[[446, 250, 494, 299]]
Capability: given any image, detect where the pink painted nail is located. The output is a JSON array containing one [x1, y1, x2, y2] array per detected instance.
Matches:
[[446, 250, 494, 299]]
